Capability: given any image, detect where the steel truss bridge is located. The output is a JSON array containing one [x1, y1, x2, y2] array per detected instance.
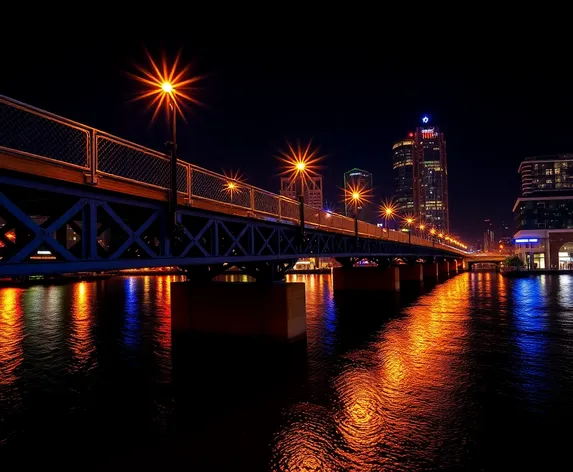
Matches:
[[0, 95, 468, 280]]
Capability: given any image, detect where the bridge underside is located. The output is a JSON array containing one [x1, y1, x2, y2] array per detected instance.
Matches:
[[0, 173, 462, 279]]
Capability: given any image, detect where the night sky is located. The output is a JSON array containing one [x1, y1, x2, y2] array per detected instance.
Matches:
[[2, 39, 572, 245]]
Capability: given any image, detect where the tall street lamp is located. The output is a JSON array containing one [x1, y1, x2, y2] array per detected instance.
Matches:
[[277, 141, 325, 245], [128, 49, 204, 239], [352, 191, 361, 242], [160, 81, 178, 234], [405, 216, 414, 245]]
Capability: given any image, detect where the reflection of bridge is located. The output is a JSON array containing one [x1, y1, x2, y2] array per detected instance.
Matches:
[[0, 95, 468, 341], [466, 253, 506, 269]]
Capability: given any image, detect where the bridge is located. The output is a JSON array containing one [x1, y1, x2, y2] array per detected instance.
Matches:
[[466, 253, 506, 270], [0, 94, 469, 340]]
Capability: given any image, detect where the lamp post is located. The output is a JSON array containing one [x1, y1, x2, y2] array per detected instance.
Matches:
[[352, 191, 361, 242], [405, 217, 414, 245], [161, 82, 178, 235], [295, 161, 306, 241], [419, 224, 425, 239], [430, 228, 437, 247], [384, 207, 394, 230]]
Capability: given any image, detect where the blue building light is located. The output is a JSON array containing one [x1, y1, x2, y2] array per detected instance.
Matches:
[[515, 238, 538, 243], [422, 116, 429, 124]]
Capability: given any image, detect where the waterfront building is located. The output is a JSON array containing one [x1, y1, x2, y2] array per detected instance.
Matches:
[[513, 154, 573, 269], [344, 168, 374, 222], [392, 136, 415, 217], [280, 175, 323, 209]]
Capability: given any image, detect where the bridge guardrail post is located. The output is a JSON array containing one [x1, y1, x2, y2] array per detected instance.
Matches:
[[249, 187, 255, 212], [85, 129, 98, 185], [187, 165, 192, 205]]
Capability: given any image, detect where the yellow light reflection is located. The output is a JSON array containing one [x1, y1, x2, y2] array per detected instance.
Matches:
[[70, 282, 95, 368], [0, 288, 24, 385]]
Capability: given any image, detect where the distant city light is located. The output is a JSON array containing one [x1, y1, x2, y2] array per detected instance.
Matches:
[[408, 132, 414, 137], [422, 116, 429, 124], [515, 238, 538, 243]]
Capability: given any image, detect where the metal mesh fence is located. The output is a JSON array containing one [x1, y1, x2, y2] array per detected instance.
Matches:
[[254, 190, 279, 215], [280, 199, 300, 221], [0, 100, 89, 167], [97, 136, 186, 192], [192, 168, 250, 208]]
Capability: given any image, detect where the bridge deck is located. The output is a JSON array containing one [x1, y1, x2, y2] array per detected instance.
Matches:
[[0, 94, 467, 258]]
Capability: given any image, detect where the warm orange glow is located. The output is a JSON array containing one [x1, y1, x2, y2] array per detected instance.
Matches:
[[405, 217, 414, 225], [223, 169, 245, 200], [128, 49, 204, 123], [380, 199, 398, 220], [277, 140, 324, 188], [419, 224, 425, 231], [430, 228, 436, 235], [438, 233, 444, 238], [5, 230, 15, 242], [0, 288, 24, 385], [343, 183, 373, 215], [70, 282, 94, 368]]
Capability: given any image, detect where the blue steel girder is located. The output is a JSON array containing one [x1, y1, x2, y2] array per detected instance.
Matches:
[[0, 173, 463, 277]]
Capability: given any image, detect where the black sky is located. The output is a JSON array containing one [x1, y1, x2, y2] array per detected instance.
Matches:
[[2, 38, 572, 245]]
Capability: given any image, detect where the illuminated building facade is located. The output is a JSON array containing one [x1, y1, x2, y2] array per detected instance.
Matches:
[[344, 168, 373, 221], [483, 219, 495, 252], [413, 117, 449, 231], [392, 137, 414, 216], [280, 176, 323, 209], [513, 154, 573, 269]]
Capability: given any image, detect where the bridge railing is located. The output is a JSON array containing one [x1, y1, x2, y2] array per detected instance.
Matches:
[[0, 94, 468, 256]]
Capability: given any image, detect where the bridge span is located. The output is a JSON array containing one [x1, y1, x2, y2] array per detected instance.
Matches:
[[0, 95, 469, 340], [0, 94, 467, 279]]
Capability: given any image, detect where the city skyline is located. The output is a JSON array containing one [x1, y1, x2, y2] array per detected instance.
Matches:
[[3, 41, 573, 243]]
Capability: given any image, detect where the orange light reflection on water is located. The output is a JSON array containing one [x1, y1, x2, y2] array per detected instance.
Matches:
[[273, 274, 472, 470], [70, 282, 95, 369], [0, 288, 24, 385]]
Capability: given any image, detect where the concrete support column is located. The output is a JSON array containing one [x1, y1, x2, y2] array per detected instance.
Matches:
[[171, 281, 306, 342], [423, 262, 439, 280], [449, 260, 458, 275], [438, 260, 450, 277], [333, 266, 400, 292], [399, 264, 423, 283]]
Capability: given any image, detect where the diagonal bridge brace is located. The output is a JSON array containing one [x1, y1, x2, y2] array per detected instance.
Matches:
[[99, 202, 159, 260], [0, 192, 81, 263]]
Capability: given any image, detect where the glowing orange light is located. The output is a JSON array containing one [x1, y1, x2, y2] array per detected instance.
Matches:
[[419, 224, 425, 231], [5, 230, 15, 242], [128, 49, 204, 123], [277, 140, 324, 188], [343, 183, 372, 215], [381, 199, 397, 219], [438, 233, 444, 238], [430, 228, 436, 235], [223, 169, 245, 200]]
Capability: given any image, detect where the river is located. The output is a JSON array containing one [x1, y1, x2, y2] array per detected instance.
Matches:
[[1, 272, 573, 470]]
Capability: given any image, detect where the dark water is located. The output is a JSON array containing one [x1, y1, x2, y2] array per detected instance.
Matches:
[[1, 273, 573, 470]]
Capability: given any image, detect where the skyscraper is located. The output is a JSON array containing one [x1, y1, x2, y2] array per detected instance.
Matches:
[[392, 136, 415, 217], [280, 176, 323, 209], [413, 116, 449, 231], [484, 219, 495, 252], [344, 168, 373, 221]]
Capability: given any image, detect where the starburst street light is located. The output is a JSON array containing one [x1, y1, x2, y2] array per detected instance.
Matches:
[[128, 49, 204, 234], [277, 140, 325, 241], [380, 199, 397, 230], [403, 215, 415, 245], [223, 169, 245, 204], [343, 184, 372, 240]]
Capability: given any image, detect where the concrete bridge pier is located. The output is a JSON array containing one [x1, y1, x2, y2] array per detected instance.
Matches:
[[423, 261, 439, 281], [399, 264, 423, 284], [171, 261, 306, 343], [438, 260, 450, 279], [449, 260, 458, 275], [333, 266, 400, 292]]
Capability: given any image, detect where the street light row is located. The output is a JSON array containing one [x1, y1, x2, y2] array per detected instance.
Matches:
[[131, 52, 467, 251]]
